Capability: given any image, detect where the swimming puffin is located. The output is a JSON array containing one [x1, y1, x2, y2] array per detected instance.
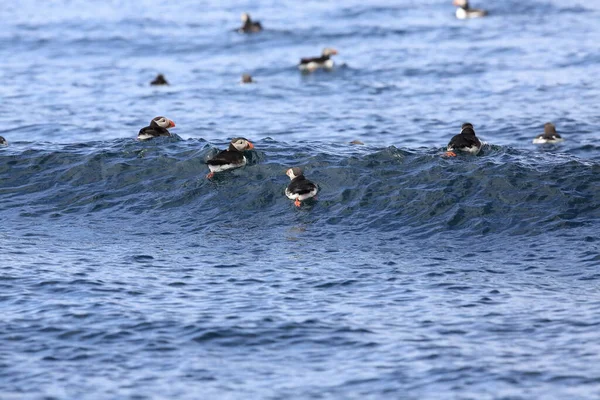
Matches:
[[241, 74, 254, 84], [150, 74, 169, 85], [445, 123, 482, 156], [298, 48, 338, 72], [285, 167, 318, 207], [137, 116, 176, 141], [0, 136, 7, 146], [533, 122, 564, 144], [206, 137, 254, 179], [238, 13, 263, 33], [453, 0, 488, 19]]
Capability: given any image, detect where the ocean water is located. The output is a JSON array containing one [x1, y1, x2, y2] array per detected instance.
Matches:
[[1, 0, 600, 399]]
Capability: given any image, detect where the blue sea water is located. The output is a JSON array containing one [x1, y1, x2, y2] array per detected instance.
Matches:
[[1, 0, 600, 398]]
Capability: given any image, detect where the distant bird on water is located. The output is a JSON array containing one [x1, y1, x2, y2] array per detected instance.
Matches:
[[150, 74, 169, 85], [0, 136, 7, 146], [445, 123, 482, 156], [453, 0, 488, 19], [298, 48, 338, 72], [137, 116, 176, 141], [237, 13, 263, 33], [533, 122, 564, 144], [241, 74, 254, 84]]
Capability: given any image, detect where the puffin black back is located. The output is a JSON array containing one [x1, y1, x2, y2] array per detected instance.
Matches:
[[207, 150, 244, 165], [150, 74, 169, 85]]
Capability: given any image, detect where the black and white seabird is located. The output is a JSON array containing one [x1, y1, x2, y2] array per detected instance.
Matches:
[[150, 74, 169, 85], [285, 167, 319, 207], [137, 116, 176, 141], [298, 48, 338, 72], [533, 122, 564, 144], [206, 138, 255, 179], [453, 0, 488, 19], [0, 136, 7, 146], [445, 123, 482, 156], [237, 13, 263, 33]]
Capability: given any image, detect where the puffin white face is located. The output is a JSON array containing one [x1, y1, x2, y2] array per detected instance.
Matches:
[[241, 13, 250, 22], [152, 116, 175, 129], [286, 167, 303, 180], [231, 138, 254, 151], [322, 48, 338, 56], [453, 0, 468, 7]]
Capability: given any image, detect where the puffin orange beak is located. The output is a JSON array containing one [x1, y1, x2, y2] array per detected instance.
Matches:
[[452, 0, 460, 5], [332, 49, 339, 55], [169, 120, 176, 128], [444, 151, 457, 157], [247, 142, 254, 150]]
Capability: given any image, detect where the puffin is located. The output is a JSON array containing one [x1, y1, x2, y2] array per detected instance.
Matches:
[[150, 74, 169, 85], [241, 74, 254, 84], [533, 122, 564, 144], [137, 116, 176, 141], [445, 123, 482, 156], [453, 0, 488, 19], [238, 13, 263, 33], [285, 167, 319, 207], [298, 48, 338, 72], [206, 137, 254, 179], [0, 136, 7, 146]]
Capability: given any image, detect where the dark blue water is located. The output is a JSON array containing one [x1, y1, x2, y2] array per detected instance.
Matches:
[[2, 1, 600, 398]]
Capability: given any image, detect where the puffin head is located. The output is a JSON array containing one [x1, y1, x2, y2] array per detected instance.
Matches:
[[151, 116, 176, 129], [286, 167, 304, 180], [322, 48, 339, 57], [230, 137, 254, 151], [544, 122, 556, 136], [453, 0, 469, 8], [460, 122, 476, 136], [241, 13, 251, 23]]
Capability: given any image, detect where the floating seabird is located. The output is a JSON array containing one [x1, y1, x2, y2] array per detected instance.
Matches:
[[206, 137, 255, 179], [285, 167, 319, 207]]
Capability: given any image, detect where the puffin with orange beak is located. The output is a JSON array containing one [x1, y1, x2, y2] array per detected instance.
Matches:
[[206, 138, 255, 179], [137, 116, 176, 140]]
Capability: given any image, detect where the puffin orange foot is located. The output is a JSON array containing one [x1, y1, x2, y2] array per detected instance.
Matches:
[[206, 172, 214, 179], [294, 199, 301, 207], [444, 151, 457, 157]]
